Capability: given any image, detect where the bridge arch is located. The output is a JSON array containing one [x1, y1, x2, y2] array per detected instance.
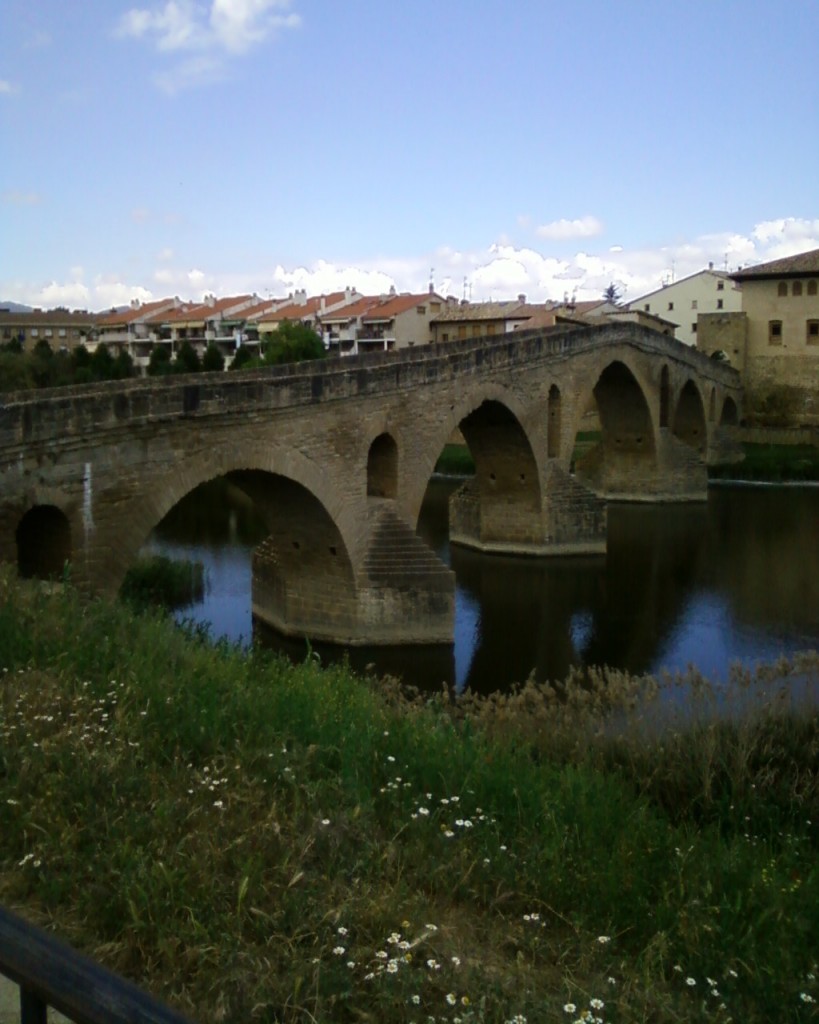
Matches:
[[367, 433, 398, 498], [720, 396, 739, 425], [572, 357, 659, 498], [97, 444, 359, 599], [16, 505, 71, 580], [409, 382, 541, 529], [672, 379, 707, 452]]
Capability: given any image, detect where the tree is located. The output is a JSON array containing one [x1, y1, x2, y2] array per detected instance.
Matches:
[[603, 282, 623, 306], [229, 345, 256, 371], [147, 346, 173, 376], [202, 343, 225, 372], [263, 320, 325, 366], [173, 341, 201, 374], [90, 343, 115, 381]]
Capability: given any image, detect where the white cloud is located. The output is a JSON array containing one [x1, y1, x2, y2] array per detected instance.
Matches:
[[0, 80, 20, 96], [536, 216, 604, 241], [4, 217, 817, 312], [116, 0, 300, 90]]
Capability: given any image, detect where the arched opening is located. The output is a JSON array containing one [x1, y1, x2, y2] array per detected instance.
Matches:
[[449, 399, 542, 549], [720, 396, 739, 425], [574, 361, 657, 497], [16, 505, 71, 579], [659, 365, 670, 428], [547, 384, 561, 458], [367, 433, 398, 498], [672, 380, 707, 452]]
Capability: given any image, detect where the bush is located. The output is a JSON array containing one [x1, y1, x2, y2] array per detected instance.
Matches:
[[202, 343, 225, 372]]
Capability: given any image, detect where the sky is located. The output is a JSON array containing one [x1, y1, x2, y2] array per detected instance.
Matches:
[[2, 0, 818, 312]]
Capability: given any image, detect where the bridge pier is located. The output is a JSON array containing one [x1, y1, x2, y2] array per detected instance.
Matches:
[[449, 463, 607, 556], [575, 429, 709, 502], [252, 498, 454, 646]]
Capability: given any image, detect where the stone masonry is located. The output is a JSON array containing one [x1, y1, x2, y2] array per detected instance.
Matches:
[[0, 322, 743, 645]]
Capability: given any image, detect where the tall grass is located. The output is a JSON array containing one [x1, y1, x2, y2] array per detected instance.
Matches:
[[0, 569, 817, 1023]]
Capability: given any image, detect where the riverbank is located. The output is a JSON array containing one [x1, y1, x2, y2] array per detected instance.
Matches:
[[1, 571, 817, 1023]]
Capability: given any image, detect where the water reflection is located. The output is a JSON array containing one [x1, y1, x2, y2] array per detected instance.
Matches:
[[144, 478, 819, 693]]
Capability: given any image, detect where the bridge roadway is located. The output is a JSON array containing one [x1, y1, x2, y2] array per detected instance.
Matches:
[[0, 322, 743, 646]]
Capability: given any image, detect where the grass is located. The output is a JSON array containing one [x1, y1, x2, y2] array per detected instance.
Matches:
[[435, 445, 476, 476], [0, 569, 817, 1023], [119, 554, 206, 610], [709, 443, 819, 482]]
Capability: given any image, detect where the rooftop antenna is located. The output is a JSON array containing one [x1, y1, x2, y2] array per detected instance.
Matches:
[[723, 252, 728, 271], [429, 267, 435, 292], [462, 276, 468, 301], [671, 258, 676, 283]]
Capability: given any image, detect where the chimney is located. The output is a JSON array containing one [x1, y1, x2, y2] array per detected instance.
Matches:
[[708, 261, 714, 270], [518, 293, 526, 304]]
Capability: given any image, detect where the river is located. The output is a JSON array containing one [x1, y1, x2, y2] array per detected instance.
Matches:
[[141, 479, 819, 694]]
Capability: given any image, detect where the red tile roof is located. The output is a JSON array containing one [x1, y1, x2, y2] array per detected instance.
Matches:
[[96, 298, 177, 327], [362, 292, 444, 322]]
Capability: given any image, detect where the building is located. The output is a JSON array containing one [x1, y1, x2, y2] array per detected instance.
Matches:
[[628, 265, 741, 346], [358, 290, 445, 352], [0, 308, 98, 352], [95, 298, 180, 357], [697, 248, 819, 424]]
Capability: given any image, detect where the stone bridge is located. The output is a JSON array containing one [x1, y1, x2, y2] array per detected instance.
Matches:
[[0, 322, 742, 645]]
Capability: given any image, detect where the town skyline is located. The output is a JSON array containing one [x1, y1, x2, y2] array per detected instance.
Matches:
[[2, 1, 818, 311]]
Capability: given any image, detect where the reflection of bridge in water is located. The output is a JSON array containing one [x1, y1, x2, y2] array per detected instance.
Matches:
[[0, 322, 742, 646]]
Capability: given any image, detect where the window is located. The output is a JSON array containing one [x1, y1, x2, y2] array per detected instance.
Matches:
[[691, 300, 698, 309], [691, 323, 698, 333], [457, 325, 466, 339], [717, 299, 723, 310], [778, 281, 788, 297], [442, 332, 449, 342], [31, 329, 38, 338], [792, 281, 803, 297], [472, 324, 481, 337], [769, 320, 783, 345], [717, 281, 724, 291], [486, 323, 496, 335], [44, 328, 53, 337], [808, 320, 819, 345], [59, 328, 67, 338], [644, 303, 650, 312], [808, 280, 817, 296], [416, 305, 426, 314], [668, 301, 674, 311]]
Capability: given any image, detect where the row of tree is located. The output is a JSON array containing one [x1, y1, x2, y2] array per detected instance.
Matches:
[[0, 321, 326, 392]]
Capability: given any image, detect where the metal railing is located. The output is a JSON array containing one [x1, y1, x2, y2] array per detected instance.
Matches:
[[0, 905, 195, 1024]]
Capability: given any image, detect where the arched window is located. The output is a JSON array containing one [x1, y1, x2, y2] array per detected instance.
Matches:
[[367, 433, 398, 498], [777, 281, 788, 297], [17, 505, 71, 579], [808, 280, 817, 296], [659, 365, 670, 428], [793, 281, 803, 297], [547, 385, 561, 458]]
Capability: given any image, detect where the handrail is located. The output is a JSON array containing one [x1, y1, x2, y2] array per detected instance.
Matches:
[[0, 905, 196, 1024]]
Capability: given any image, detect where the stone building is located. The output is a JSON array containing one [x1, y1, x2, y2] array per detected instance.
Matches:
[[697, 248, 819, 424], [628, 266, 742, 347]]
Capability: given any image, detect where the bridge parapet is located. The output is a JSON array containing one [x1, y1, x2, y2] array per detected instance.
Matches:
[[0, 323, 741, 453]]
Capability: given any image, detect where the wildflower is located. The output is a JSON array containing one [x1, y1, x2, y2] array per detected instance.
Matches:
[[461, 995, 470, 1006], [451, 955, 461, 966], [213, 800, 224, 809], [590, 998, 604, 1010], [597, 935, 611, 944], [332, 946, 346, 956], [386, 961, 398, 974], [607, 977, 616, 986], [346, 961, 355, 969], [337, 926, 348, 936], [411, 995, 421, 1005], [418, 806, 430, 816], [686, 977, 696, 986], [563, 1004, 576, 1014], [375, 951, 388, 959], [446, 993, 457, 1006], [801, 993, 817, 1004], [321, 818, 330, 825]]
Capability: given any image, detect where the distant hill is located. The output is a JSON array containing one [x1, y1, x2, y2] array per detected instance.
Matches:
[[0, 301, 33, 313]]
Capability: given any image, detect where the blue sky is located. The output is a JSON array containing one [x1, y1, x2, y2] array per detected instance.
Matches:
[[2, 0, 818, 311]]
